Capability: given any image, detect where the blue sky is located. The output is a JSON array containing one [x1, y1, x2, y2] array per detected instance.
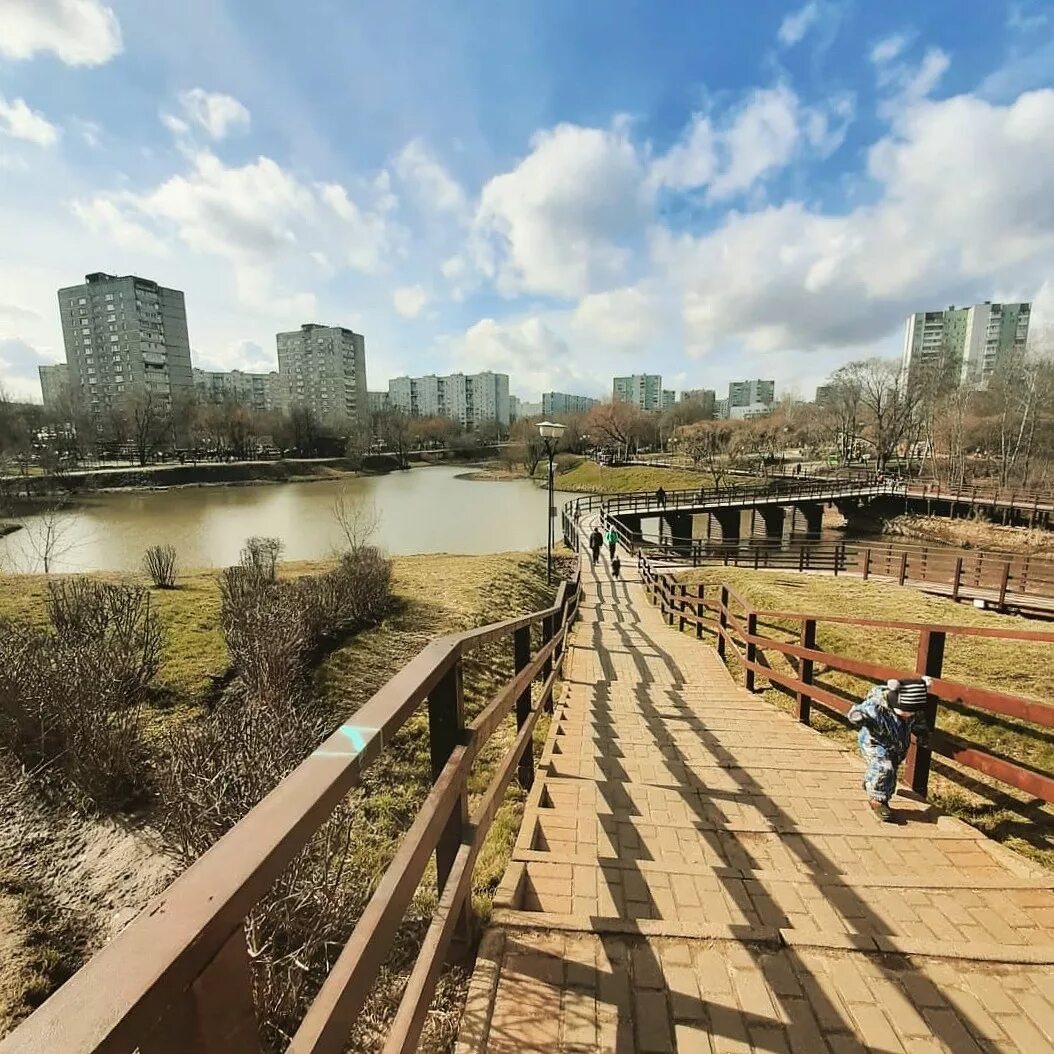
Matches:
[[2, 0, 1054, 403]]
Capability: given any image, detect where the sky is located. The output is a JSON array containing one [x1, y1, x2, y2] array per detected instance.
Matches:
[[1, 0, 1054, 404]]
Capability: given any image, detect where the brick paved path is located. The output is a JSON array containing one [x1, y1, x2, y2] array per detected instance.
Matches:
[[456, 531, 1054, 1053]]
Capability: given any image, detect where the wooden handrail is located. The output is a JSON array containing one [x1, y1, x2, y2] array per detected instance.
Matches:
[[3, 565, 583, 1054], [638, 555, 1054, 804]]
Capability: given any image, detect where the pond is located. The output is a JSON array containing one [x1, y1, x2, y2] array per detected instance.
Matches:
[[0, 466, 565, 574]]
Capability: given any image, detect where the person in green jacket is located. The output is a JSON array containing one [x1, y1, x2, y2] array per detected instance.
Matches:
[[604, 526, 618, 560]]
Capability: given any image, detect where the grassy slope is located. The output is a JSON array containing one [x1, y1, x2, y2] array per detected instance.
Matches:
[[0, 551, 557, 1050], [676, 567, 1054, 867], [557, 462, 714, 494]]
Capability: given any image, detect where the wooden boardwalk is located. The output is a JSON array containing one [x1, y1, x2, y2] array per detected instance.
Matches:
[[455, 534, 1054, 1053]]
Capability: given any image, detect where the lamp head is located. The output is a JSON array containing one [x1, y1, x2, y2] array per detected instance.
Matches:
[[537, 421, 567, 441]]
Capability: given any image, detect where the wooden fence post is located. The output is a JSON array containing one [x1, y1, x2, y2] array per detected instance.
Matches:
[[905, 629, 945, 798], [998, 560, 1010, 609], [862, 548, 871, 580], [427, 660, 471, 941], [541, 614, 554, 712], [513, 626, 533, 791], [898, 551, 908, 586], [745, 611, 758, 692], [679, 583, 688, 632], [717, 587, 729, 660], [796, 618, 816, 725], [952, 556, 963, 602], [696, 583, 705, 639]]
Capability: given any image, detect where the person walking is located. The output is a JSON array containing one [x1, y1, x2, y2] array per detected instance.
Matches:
[[611, 554, 622, 580], [655, 485, 667, 507], [604, 525, 618, 560], [589, 527, 603, 566]]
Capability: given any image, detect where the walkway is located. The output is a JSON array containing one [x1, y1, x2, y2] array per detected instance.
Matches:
[[455, 527, 1054, 1053]]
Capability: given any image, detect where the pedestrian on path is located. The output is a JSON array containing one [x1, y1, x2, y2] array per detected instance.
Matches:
[[655, 485, 667, 507], [588, 527, 603, 566], [604, 525, 618, 560], [611, 554, 621, 579], [848, 677, 931, 822]]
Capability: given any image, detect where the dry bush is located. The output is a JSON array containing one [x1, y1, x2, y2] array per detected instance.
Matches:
[[242, 536, 284, 581], [143, 544, 178, 588], [45, 579, 162, 705], [0, 610, 152, 809]]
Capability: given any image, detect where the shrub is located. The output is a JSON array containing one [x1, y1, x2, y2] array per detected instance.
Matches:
[[241, 536, 284, 581], [143, 544, 178, 588], [0, 581, 159, 808]]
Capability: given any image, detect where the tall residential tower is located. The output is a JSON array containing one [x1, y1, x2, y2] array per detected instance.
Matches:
[[276, 323, 368, 428], [57, 272, 193, 414]]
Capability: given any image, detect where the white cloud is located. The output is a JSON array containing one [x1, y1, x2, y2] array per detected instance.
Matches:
[[571, 285, 664, 351], [393, 139, 466, 214], [870, 34, 908, 66], [651, 85, 853, 200], [0, 0, 122, 66], [392, 284, 430, 319], [318, 182, 399, 273], [0, 96, 59, 147], [176, 88, 251, 141], [652, 90, 1054, 360], [70, 197, 163, 254], [777, 2, 821, 47], [874, 45, 950, 118], [473, 121, 650, 298]]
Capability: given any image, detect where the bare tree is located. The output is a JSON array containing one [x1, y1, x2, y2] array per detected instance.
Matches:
[[332, 488, 380, 554], [20, 502, 74, 573], [678, 420, 738, 488], [125, 389, 171, 466]]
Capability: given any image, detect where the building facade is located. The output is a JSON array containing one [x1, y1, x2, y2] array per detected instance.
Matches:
[[613, 374, 663, 411], [386, 372, 511, 430], [661, 389, 676, 410], [728, 379, 775, 408], [276, 323, 368, 428], [367, 390, 390, 414], [517, 400, 542, 419], [541, 391, 599, 417], [57, 272, 193, 414], [192, 368, 282, 413], [38, 363, 70, 410], [901, 302, 1031, 385]]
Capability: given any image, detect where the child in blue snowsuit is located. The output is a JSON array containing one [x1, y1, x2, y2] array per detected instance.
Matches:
[[848, 677, 931, 822]]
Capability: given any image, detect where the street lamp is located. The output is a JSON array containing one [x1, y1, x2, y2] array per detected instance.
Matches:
[[537, 420, 567, 584]]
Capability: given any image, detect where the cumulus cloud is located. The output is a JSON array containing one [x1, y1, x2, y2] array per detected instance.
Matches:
[[653, 90, 1054, 358], [393, 140, 467, 214], [872, 41, 950, 118], [472, 121, 650, 299], [392, 285, 430, 318], [0, 0, 122, 66], [870, 34, 909, 66], [175, 88, 251, 140], [0, 96, 59, 147], [777, 2, 821, 47], [0, 337, 54, 401], [70, 196, 163, 253], [571, 285, 666, 351], [651, 85, 853, 200]]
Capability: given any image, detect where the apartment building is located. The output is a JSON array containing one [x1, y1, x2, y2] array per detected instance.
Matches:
[[901, 301, 1031, 385], [386, 371, 511, 430], [38, 363, 70, 410], [612, 374, 663, 411], [680, 388, 716, 418], [57, 272, 193, 413], [192, 368, 283, 413], [541, 391, 599, 416], [276, 323, 368, 428]]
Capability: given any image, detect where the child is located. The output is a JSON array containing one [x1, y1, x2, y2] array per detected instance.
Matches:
[[848, 677, 931, 822], [611, 555, 621, 579]]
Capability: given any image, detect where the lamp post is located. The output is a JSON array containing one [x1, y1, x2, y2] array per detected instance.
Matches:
[[537, 420, 567, 584]]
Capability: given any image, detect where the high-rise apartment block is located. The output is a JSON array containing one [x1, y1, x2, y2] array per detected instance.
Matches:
[[38, 363, 70, 410], [368, 391, 390, 414], [901, 301, 1031, 385], [542, 392, 598, 417], [57, 272, 193, 413], [613, 374, 663, 411], [661, 389, 676, 410], [728, 379, 775, 408], [387, 372, 510, 430], [192, 368, 283, 413], [277, 323, 368, 428]]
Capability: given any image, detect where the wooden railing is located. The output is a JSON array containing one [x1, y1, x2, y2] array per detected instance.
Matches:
[[639, 557, 1054, 804], [2, 571, 582, 1054], [638, 537, 1054, 611]]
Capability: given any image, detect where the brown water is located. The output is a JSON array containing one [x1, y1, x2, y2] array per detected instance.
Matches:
[[0, 466, 565, 574]]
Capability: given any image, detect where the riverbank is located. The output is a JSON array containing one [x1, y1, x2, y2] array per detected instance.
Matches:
[[881, 512, 1054, 554], [675, 566, 1054, 869], [0, 549, 562, 1046]]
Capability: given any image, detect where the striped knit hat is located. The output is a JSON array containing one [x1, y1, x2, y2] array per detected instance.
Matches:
[[885, 677, 931, 712]]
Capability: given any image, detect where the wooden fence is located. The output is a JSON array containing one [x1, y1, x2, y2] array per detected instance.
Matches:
[[1, 572, 582, 1054], [639, 557, 1054, 804]]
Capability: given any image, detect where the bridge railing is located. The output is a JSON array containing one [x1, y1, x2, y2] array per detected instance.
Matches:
[[639, 557, 1054, 803], [2, 569, 582, 1054], [635, 537, 1054, 609]]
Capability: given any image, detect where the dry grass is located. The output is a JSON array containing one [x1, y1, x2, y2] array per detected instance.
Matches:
[[557, 462, 715, 494], [886, 513, 1054, 555], [675, 567, 1054, 868]]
